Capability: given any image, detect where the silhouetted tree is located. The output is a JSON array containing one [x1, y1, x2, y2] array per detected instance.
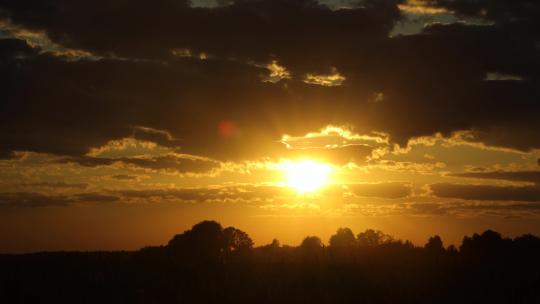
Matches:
[[460, 229, 510, 258], [223, 226, 254, 253], [329, 227, 356, 248], [167, 220, 225, 262], [514, 233, 540, 250], [447, 244, 458, 254], [356, 229, 393, 247], [425, 235, 444, 251], [328, 227, 356, 260], [299, 236, 324, 261], [4, 222, 540, 304], [269, 239, 280, 248], [259, 239, 280, 252], [300, 236, 323, 250]]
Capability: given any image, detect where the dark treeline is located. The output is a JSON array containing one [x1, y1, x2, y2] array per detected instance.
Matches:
[[2, 221, 540, 303]]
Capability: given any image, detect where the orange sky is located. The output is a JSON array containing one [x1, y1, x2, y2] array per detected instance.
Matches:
[[1, 0, 540, 252], [1, 127, 539, 252]]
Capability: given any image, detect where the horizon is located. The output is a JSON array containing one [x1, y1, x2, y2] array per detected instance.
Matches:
[[2, 216, 539, 254]]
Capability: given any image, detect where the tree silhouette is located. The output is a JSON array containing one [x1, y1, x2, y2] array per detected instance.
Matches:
[[223, 226, 254, 253], [425, 235, 444, 251], [4, 221, 540, 304], [167, 220, 252, 263], [356, 229, 393, 247], [299, 236, 324, 261], [329, 227, 356, 248], [167, 220, 225, 263], [268, 239, 280, 248], [300, 236, 323, 250], [460, 229, 510, 258]]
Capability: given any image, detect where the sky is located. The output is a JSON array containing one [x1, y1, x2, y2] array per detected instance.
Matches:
[[1, 0, 540, 253]]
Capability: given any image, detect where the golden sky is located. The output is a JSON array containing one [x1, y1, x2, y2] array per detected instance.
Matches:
[[1, 126, 539, 252], [1, 0, 540, 252]]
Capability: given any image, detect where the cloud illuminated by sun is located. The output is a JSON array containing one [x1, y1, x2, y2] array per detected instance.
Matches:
[[280, 160, 332, 194]]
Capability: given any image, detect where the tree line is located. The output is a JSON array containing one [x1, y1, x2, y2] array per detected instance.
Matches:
[[2, 220, 540, 303]]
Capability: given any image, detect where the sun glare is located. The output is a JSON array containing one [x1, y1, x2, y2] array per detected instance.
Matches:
[[281, 160, 332, 194]]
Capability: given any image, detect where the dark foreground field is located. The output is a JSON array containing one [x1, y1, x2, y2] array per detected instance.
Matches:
[[2, 221, 540, 303]]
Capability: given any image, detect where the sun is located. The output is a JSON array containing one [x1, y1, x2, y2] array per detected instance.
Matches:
[[281, 160, 332, 194]]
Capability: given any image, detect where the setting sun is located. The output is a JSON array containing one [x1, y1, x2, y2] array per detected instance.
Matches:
[[281, 160, 332, 194]]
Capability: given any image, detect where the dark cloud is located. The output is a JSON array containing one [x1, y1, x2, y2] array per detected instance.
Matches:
[[73, 193, 120, 203], [0, 0, 402, 73], [432, 0, 540, 28], [0, 150, 14, 159], [131, 183, 416, 204], [132, 126, 182, 150], [56, 156, 115, 167], [369, 22, 540, 149], [460, 203, 540, 212], [121, 156, 219, 173], [57, 155, 220, 174], [1, 0, 540, 162], [431, 183, 540, 202], [118, 185, 291, 202], [22, 182, 89, 189], [0, 38, 39, 61], [0, 192, 72, 207], [450, 171, 540, 185], [111, 174, 139, 181], [0, 39, 309, 160], [348, 182, 412, 199], [406, 201, 540, 216], [0, 191, 119, 207], [406, 202, 449, 215], [0, 185, 284, 207]]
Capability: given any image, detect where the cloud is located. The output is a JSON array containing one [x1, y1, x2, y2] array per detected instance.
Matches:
[[116, 155, 219, 174], [430, 0, 540, 27], [484, 72, 525, 82], [0, 19, 97, 59], [57, 154, 220, 174], [261, 60, 291, 83], [0, 185, 289, 207], [398, 0, 449, 14], [73, 193, 120, 203], [0, 38, 39, 60], [21, 182, 89, 190], [131, 126, 182, 149], [0, 0, 401, 72], [56, 156, 115, 167], [303, 68, 346, 87], [404, 201, 540, 217], [431, 183, 540, 202], [0, 191, 120, 207], [347, 182, 412, 199], [111, 174, 139, 181], [1, 0, 540, 163], [118, 185, 292, 203], [0, 192, 72, 207], [450, 171, 540, 185]]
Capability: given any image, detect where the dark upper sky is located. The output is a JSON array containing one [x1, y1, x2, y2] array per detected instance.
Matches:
[[1, 0, 540, 252], [1, 0, 540, 157]]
